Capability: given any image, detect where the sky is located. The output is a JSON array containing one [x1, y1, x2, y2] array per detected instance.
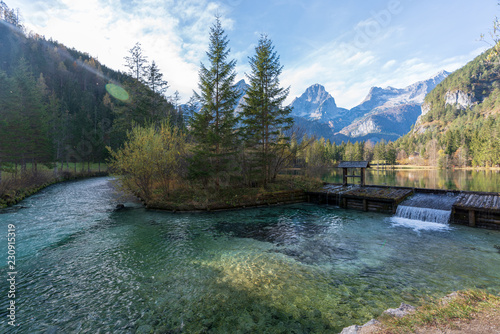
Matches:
[[6, 0, 499, 108]]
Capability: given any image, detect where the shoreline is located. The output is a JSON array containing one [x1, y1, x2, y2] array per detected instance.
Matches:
[[0, 171, 109, 208], [340, 289, 500, 334], [145, 189, 307, 212], [375, 165, 500, 171]]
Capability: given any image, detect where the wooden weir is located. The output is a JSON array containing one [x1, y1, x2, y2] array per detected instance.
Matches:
[[452, 193, 500, 229], [306, 184, 500, 229], [306, 186, 413, 214]]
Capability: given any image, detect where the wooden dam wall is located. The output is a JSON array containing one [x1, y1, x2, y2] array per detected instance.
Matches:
[[306, 184, 500, 230]]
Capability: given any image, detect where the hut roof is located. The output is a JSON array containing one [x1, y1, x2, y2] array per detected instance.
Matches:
[[337, 161, 370, 168]]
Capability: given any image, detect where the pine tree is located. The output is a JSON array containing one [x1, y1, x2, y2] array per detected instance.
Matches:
[[11, 59, 52, 171], [145, 60, 169, 120], [241, 35, 293, 185], [189, 16, 240, 187], [124, 42, 148, 82]]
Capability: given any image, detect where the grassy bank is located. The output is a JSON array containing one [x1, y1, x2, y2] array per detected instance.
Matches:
[[0, 163, 108, 208], [145, 175, 323, 211], [373, 290, 500, 333]]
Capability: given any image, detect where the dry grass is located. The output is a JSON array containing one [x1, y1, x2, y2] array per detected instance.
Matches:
[[0, 166, 108, 208], [146, 175, 323, 211], [375, 290, 500, 334]]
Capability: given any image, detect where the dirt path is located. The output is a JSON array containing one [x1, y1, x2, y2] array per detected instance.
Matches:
[[414, 309, 500, 334]]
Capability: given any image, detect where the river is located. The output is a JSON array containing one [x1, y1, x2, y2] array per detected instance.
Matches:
[[1, 177, 499, 333]]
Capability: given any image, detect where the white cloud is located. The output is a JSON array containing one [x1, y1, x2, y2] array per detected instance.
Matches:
[[382, 59, 396, 70], [11, 0, 237, 102], [8, 0, 493, 109]]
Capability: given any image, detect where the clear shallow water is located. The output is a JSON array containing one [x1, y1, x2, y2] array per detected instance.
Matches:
[[1, 178, 500, 333]]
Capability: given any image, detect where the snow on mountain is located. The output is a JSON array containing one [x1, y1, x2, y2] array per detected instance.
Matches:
[[184, 71, 449, 143], [352, 70, 450, 113], [287, 70, 449, 142]]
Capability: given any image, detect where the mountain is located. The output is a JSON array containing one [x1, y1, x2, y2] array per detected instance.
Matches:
[[351, 70, 449, 114], [234, 79, 250, 113], [339, 71, 450, 139], [288, 71, 449, 142], [395, 48, 500, 167], [290, 84, 348, 123]]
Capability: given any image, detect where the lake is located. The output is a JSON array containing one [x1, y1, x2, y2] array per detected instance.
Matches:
[[322, 167, 500, 192], [1, 177, 499, 333]]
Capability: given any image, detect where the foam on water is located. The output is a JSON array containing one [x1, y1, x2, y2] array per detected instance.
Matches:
[[389, 216, 453, 232]]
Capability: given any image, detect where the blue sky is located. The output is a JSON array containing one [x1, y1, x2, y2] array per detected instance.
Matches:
[[7, 0, 498, 108]]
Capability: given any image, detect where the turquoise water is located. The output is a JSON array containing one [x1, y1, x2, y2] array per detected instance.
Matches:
[[1, 178, 500, 333]]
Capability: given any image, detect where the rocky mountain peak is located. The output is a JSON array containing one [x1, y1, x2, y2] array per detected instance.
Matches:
[[301, 84, 335, 106], [290, 83, 342, 121]]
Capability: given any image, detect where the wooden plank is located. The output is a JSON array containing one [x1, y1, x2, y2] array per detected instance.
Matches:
[[469, 210, 476, 227]]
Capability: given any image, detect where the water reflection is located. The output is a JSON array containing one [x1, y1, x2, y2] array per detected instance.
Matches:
[[323, 168, 500, 192]]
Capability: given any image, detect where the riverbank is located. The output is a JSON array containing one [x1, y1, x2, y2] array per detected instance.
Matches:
[[0, 170, 109, 208], [345, 289, 500, 334], [144, 176, 323, 212]]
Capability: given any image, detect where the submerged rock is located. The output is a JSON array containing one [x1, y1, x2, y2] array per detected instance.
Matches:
[[115, 204, 125, 210]]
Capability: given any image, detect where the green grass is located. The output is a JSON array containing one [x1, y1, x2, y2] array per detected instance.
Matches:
[[377, 290, 500, 334]]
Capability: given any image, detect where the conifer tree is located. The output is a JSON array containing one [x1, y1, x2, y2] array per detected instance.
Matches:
[[14, 59, 52, 170], [189, 16, 240, 187], [124, 42, 148, 82], [241, 35, 293, 185], [145, 60, 169, 120]]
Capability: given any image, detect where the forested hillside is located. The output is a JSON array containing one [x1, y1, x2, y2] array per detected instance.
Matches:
[[0, 2, 181, 172], [395, 47, 500, 167]]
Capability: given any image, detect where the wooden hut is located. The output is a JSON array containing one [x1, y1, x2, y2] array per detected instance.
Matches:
[[337, 161, 370, 187]]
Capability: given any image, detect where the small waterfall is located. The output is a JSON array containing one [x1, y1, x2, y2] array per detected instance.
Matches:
[[393, 193, 458, 227], [395, 206, 452, 224]]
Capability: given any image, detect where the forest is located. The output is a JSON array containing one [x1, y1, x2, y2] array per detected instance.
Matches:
[[1, 1, 499, 207], [0, 1, 182, 176]]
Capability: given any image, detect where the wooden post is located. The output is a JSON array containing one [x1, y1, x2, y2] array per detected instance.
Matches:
[[363, 199, 368, 211], [360, 167, 365, 187], [469, 210, 476, 227], [343, 168, 348, 186]]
